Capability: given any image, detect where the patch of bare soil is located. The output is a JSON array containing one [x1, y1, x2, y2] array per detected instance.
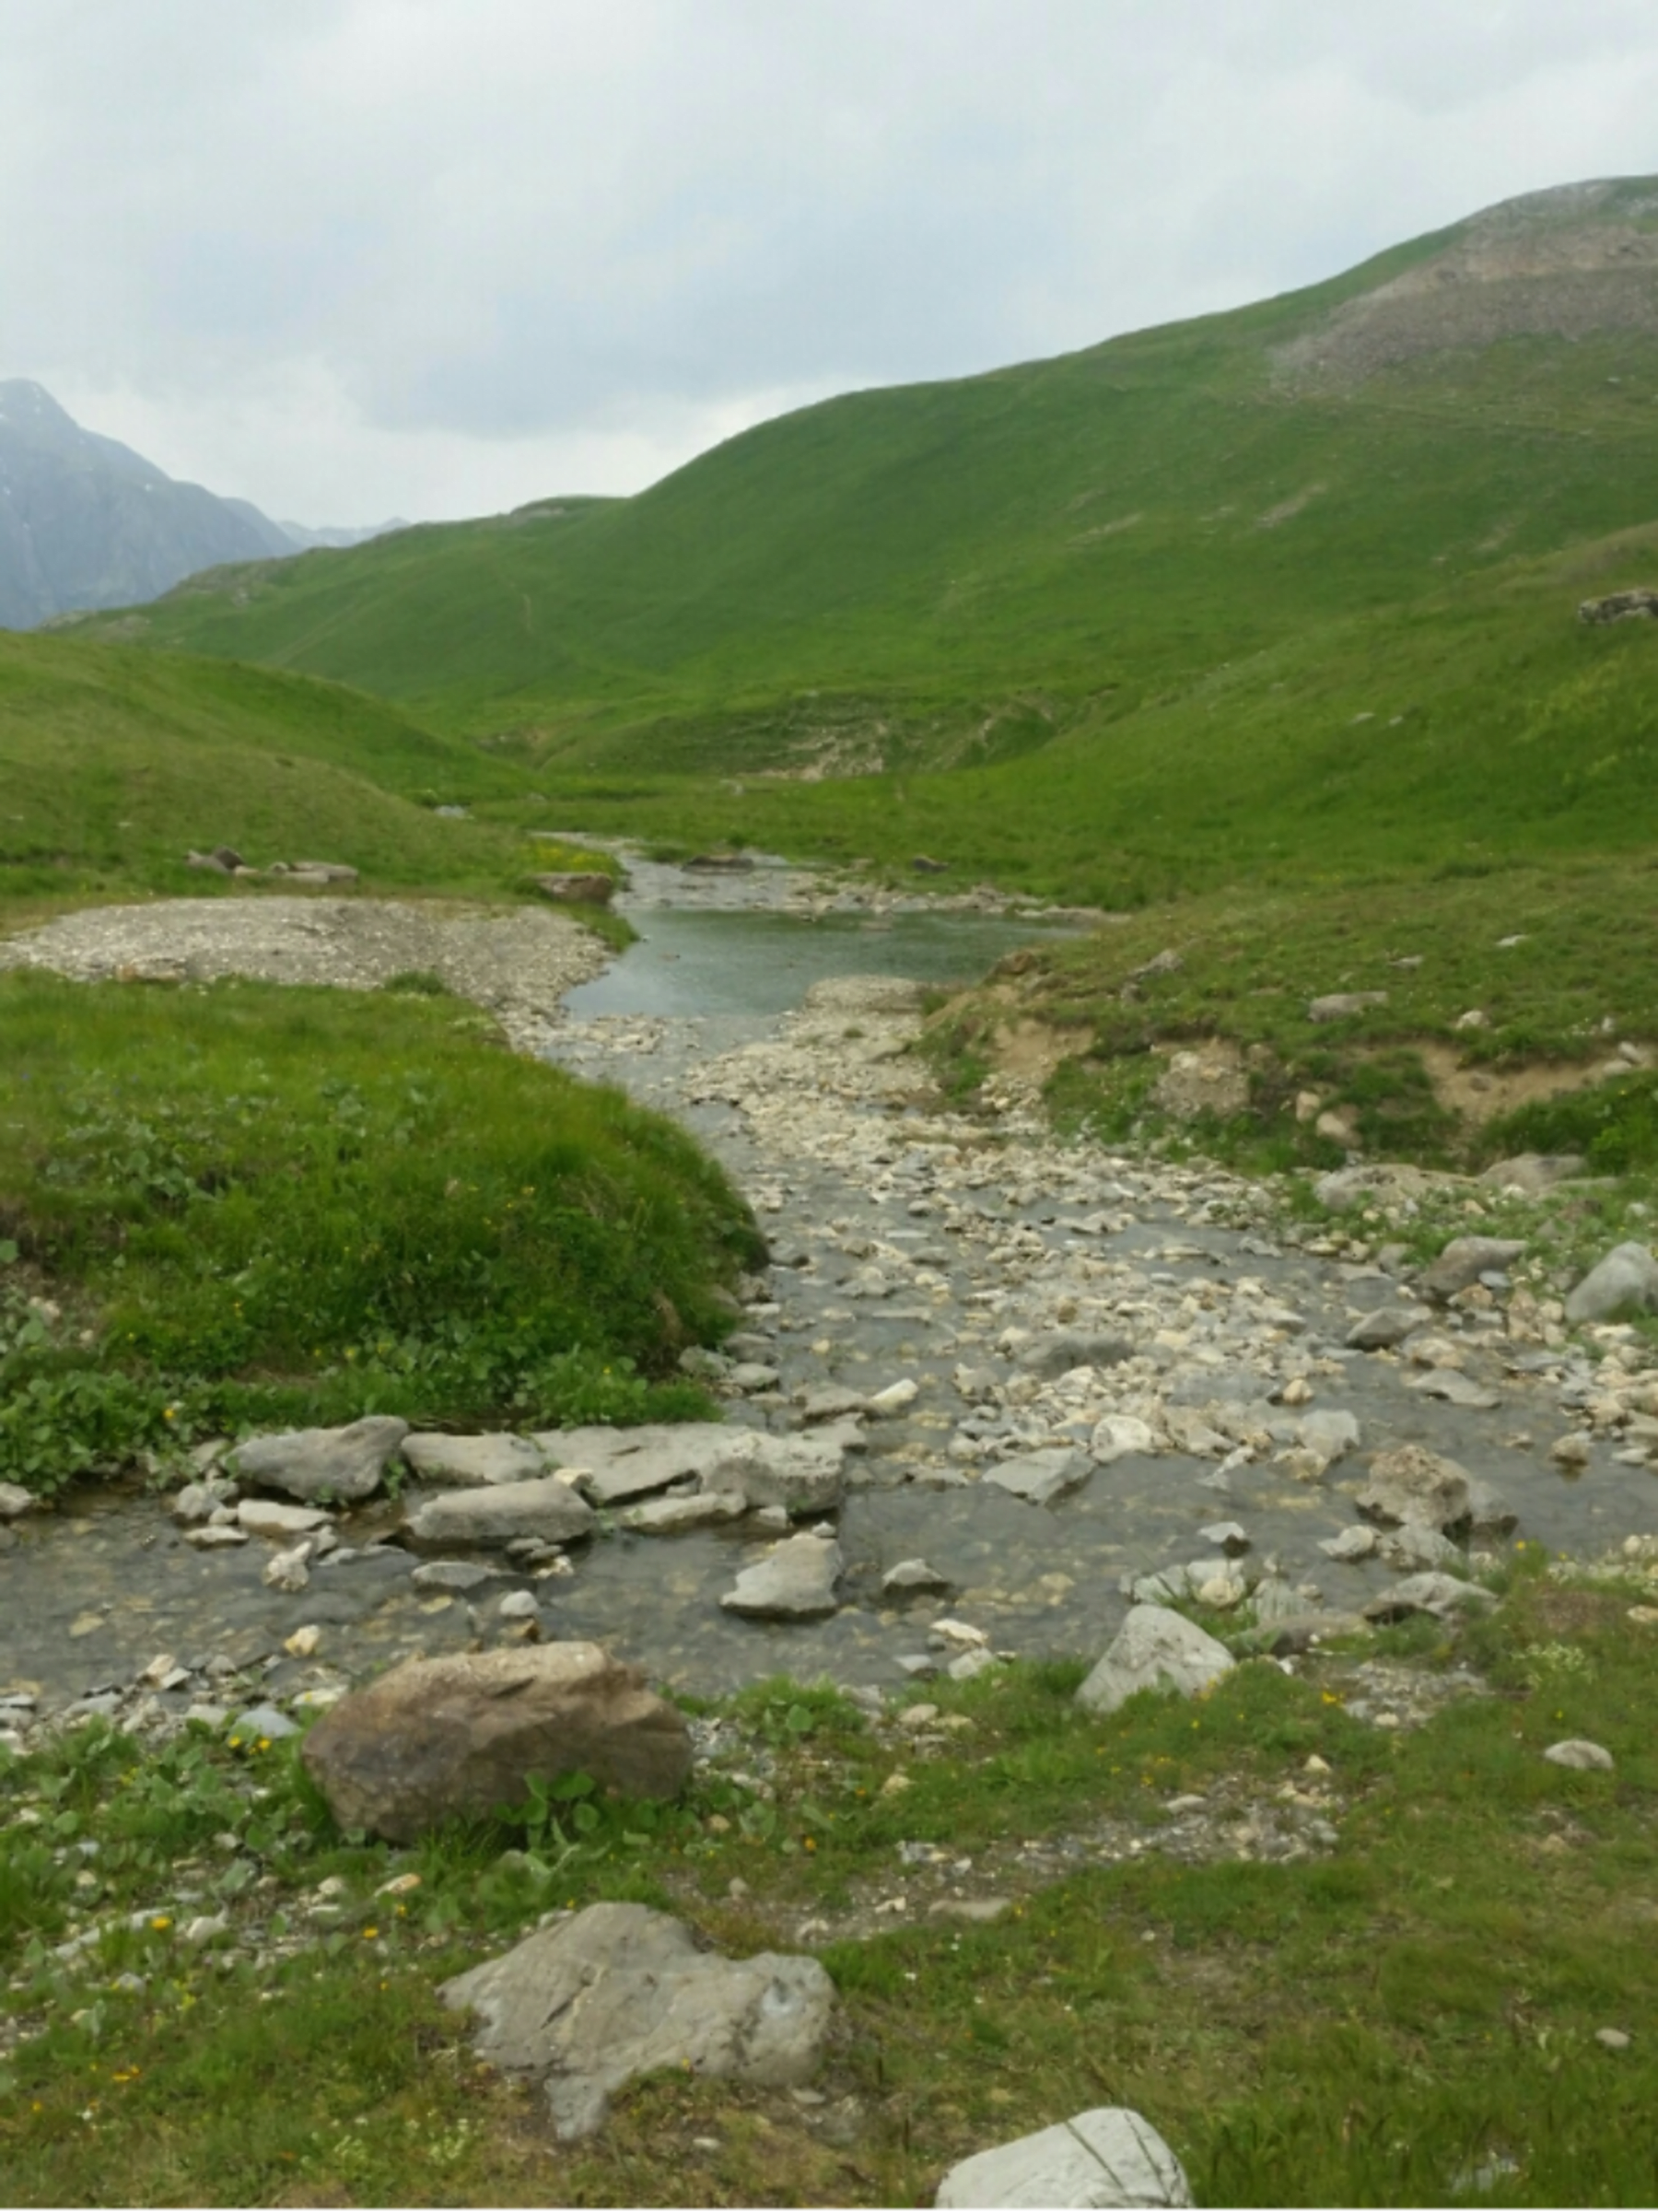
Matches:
[[1418, 1043, 1615, 1123]]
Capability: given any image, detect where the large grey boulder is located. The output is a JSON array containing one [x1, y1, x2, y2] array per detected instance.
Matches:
[[1076, 1605, 1234, 1716], [1356, 1445, 1470, 1533], [935, 2107, 1193, 2208], [402, 1434, 547, 1486], [983, 1448, 1092, 1506], [1565, 1243, 1658, 1325], [403, 1474, 594, 1550], [441, 1902, 834, 2140], [720, 1533, 842, 1620], [301, 1644, 691, 1843], [1418, 1236, 1526, 1302], [228, 1416, 408, 1504]]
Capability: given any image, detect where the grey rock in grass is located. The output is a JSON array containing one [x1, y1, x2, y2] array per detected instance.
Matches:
[[1345, 1306, 1429, 1352], [1544, 1738, 1615, 1772], [301, 1644, 691, 1843], [441, 1902, 834, 2141], [1357, 1445, 1471, 1533], [401, 1434, 547, 1487], [228, 1416, 409, 1504], [1478, 1153, 1586, 1195], [0, 1481, 36, 1519], [1377, 1522, 1465, 1573], [403, 1475, 595, 1551], [720, 1534, 842, 1620], [231, 1704, 297, 1741], [1418, 1236, 1527, 1302], [1362, 1572, 1496, 1622], [1076, 1605, 1234, 1716], [934, 2105, 1193, 2208], [1308, 990, 1388, 1023], [1016, 1330, 1134, 1380], [1565, 1243, 1658, 1325], [983, 1447, 1092, 1507]]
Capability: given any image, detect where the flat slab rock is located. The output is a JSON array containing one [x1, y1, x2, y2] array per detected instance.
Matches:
[[720, 1532, 843, 1619], [532, 1421, 845, 1512], [228, 1416, 408, 1504], [300, 1644, 691, 1843], [403, 1474, 595, 1550], [935, 2105, 1193, 2208], [983, 1447, 1091, 1506], [441, 1902, 835, 2140], [1076, 1605, 1234, 1716], [401, 1433, 547, 1486]]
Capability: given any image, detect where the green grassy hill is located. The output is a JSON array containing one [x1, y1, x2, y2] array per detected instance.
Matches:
[[70, 176, 1658, 796], [0, 631, 539, 919]]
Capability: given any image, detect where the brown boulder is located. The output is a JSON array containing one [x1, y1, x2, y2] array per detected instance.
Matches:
[[300, 1644, 692, 1842]]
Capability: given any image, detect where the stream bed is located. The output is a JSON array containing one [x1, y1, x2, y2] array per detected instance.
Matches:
[[2, 857, 1652, 1725]]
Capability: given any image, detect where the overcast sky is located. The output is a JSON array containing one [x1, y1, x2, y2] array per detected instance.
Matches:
[[5, 0, 1657, 524]]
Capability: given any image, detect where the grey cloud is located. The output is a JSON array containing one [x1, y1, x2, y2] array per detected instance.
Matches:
[[4, 0, 1658, 518]]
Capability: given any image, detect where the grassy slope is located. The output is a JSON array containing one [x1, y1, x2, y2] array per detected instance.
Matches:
[[0, 631, 534, 921], [72, 204, 1658, 778], [0, 975, 758, 1491]]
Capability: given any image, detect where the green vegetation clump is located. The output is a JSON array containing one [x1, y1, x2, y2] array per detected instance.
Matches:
[[3, 1554, 1656, 2204], [0, 973, 764, 1493]]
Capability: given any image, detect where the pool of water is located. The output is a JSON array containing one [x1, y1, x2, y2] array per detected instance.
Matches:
[[566, 906, 1075, 1021]]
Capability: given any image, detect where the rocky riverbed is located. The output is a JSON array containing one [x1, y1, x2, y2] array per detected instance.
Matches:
[[3, 867, 1658, 1752]]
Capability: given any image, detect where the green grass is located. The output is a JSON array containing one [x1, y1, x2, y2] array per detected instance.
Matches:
[[4, 1554, 1656, 2204], [917, 853, 1658, 1182], [0, 973, 764, 1493], [0, 630, 546, 924]]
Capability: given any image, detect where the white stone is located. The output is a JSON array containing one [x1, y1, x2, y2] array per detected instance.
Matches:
[[935, 2106, 1193, 2208], [1076, 1606, 1234, 1715]]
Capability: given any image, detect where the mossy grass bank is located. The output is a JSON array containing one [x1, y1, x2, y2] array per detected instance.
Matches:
[[0, 973, 762, 1495], [3, 1551, 1655, 2205]]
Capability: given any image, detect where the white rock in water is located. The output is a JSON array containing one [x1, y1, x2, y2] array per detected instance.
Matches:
[[1076, 1606, 1234, 1715], [262, 1545, 311, 1593], [935, 2105, 1193, 2207], [0, 1482, 37, 1519], [1089, 1415, 1157, 1466], [236, 1498, 330, 1539], [867, 1378, 919, 1415], [983, 1448, 1091, 1506], [719, 1534, 843, 1619]]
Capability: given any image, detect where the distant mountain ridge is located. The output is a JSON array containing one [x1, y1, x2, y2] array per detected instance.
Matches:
[[0, 380, 398, 628]]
